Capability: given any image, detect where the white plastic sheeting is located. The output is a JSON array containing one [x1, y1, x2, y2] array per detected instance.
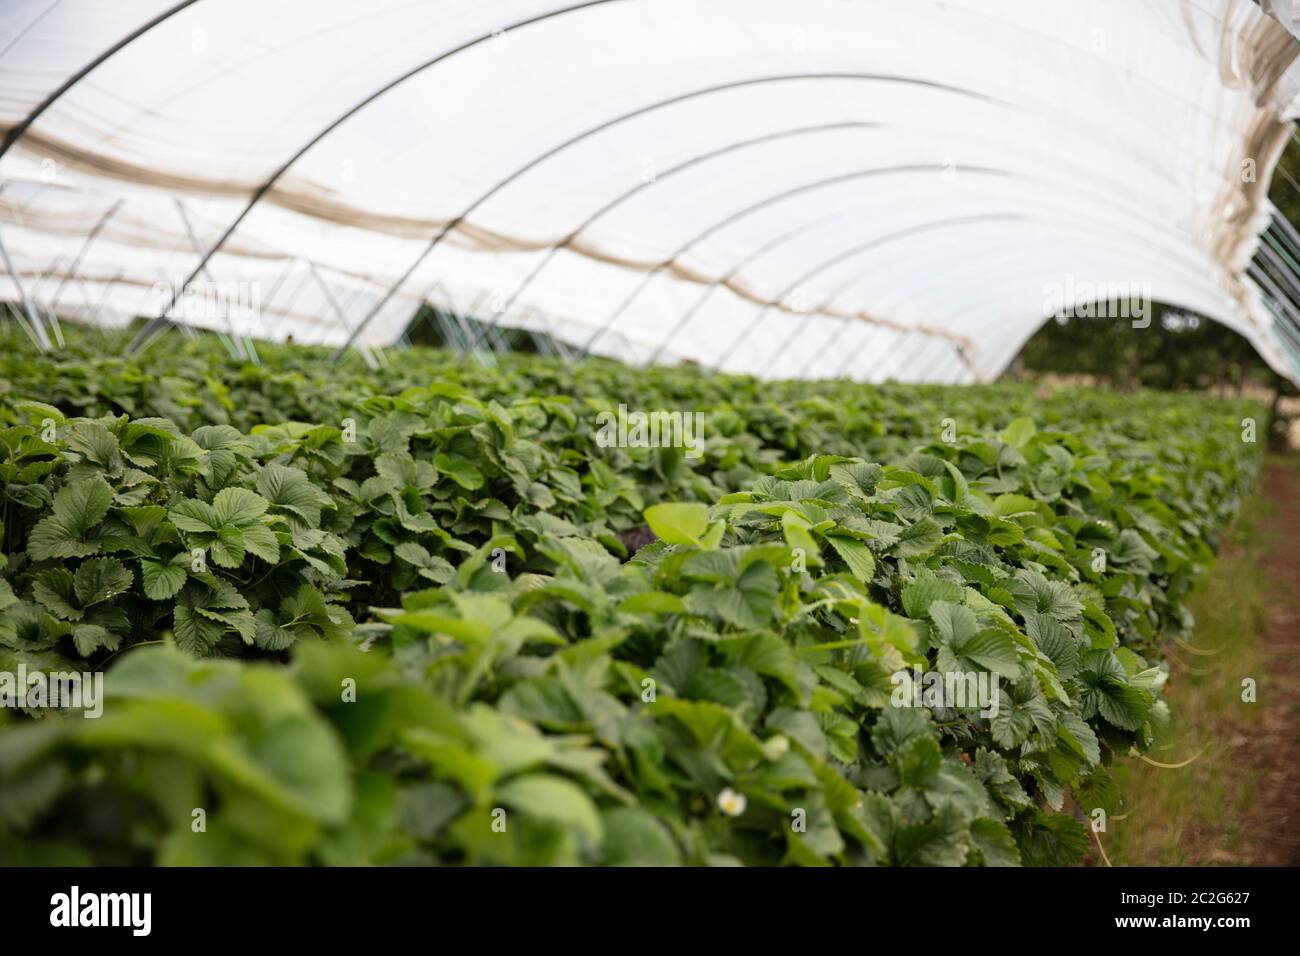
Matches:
[[3, 0, 1300, 382]]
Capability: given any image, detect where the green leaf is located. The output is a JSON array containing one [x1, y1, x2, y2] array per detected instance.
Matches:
[[212, 487, 269, 526], [617, 591, 687, 615], [394, 541, 455, 584], [278, 584, 354, 642], [72, 622, 121, 657], [601, 808, 681, 866], [825, 534, 875, 582], [394, 541, 432, 566], [27, 477, 114, 560], [172, 603, 225, 655], [898, 735, 943, 788], [688, 559, 778, 629], [435, 453, 485, 490], [140, 559, 187, 600], [894, 803, 969, 866], [990, 493, 1041, 518], [951, 628, 1022, 679], [239, 523, 281, 564], [720, 631, 799, 695], [169, 498, 220, 533], [901, 571, 964, 619], [990, 681, 1056, 749], [930, 601, 1021, 678], [208, 532, 246, 569], [894, 517, 943, 559], [653, 698, 765, 765], [1079, 650, 1151, 731], [249, 608, 290, 651], [1024, 611, 1080, 679], [11, 400, 66, 426], [1008, 570, 1083, 625], [495, 774, 603, 843], [999, 417, 1037, 448], [65, 420, 120, 467], [973, 749, 1031, 811], [767, 708, 828, 761], [257, 463, 331, 528], [970, 818, 1021, 866], [73, 557, 132, 606], [644, 502, 710, 546], [32, 568, 81, 620], [1017, 810, 1089, 866], [829, 460, 883, 498], [1057, 711, 1101, 767]]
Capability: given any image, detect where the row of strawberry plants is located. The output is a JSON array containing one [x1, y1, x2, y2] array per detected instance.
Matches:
[[0, 326, 1238, 470], [0, 338, 1261, 865]]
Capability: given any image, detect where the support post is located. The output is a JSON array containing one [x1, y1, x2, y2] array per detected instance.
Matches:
[[174, 198, 246, 359], [308, 262, 377, 369], [0, 225, 49, 349], [48, 198, 123, 314]]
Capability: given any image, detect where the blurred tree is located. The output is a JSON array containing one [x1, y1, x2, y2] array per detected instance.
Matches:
[[1009, 306, 1297, 448], [1010, 305, 1268, 393]]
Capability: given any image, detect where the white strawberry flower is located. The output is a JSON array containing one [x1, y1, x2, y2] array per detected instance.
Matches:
[[717, 787, 746, 817]]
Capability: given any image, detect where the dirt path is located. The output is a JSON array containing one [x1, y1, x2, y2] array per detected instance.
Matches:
[[1231, 461, 1300, 865]]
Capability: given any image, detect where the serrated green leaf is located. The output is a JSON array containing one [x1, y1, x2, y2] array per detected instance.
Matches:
[[140, 558, 187, 600]]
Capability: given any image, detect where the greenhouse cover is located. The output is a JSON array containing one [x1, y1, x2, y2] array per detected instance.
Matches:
[[2, 0, 1300, 383]]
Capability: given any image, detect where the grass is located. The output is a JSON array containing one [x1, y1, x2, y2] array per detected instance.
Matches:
[[1098, 457, 1290, 865]]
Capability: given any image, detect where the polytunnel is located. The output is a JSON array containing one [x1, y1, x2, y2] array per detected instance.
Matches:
[[3, 0, 1300, 383]]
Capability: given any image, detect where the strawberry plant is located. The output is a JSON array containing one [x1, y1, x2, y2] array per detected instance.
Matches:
[[0, 327, 1262, 866]]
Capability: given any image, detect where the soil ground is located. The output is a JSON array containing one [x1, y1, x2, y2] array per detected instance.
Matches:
[[1226, 460, 1300, 865], [1101, 456, 1300, 866]]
